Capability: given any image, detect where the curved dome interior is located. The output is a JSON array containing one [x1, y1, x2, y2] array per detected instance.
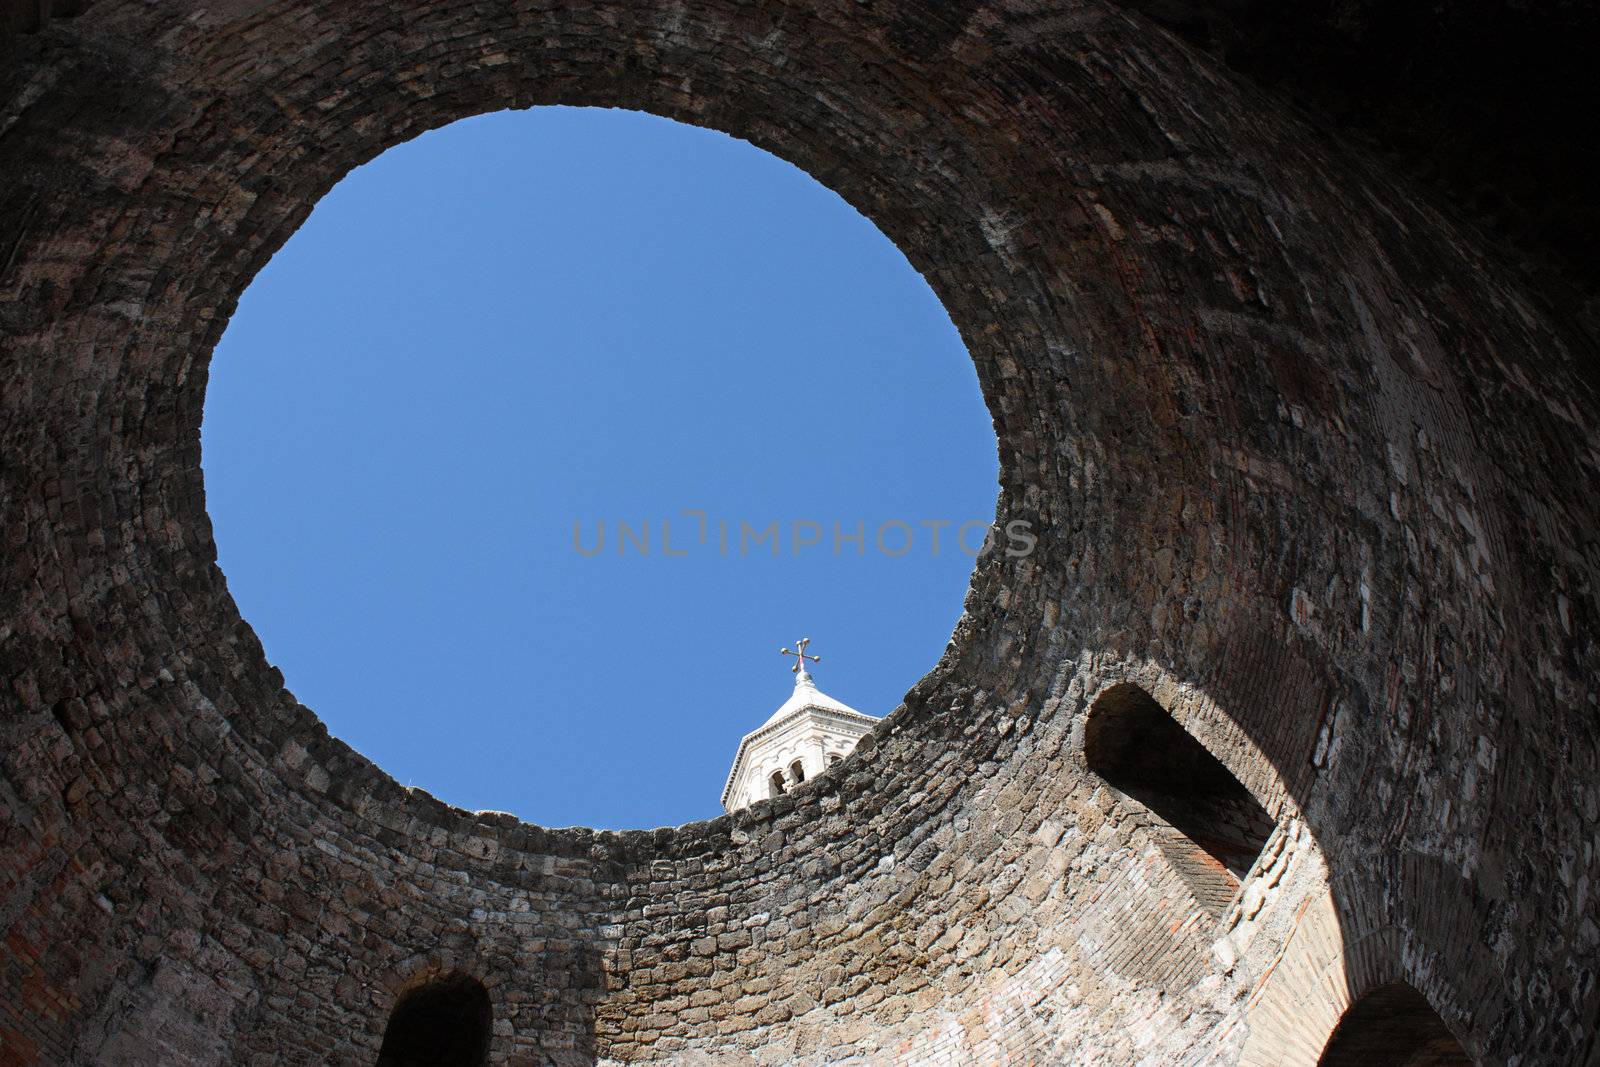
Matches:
[[0, 2, 1595, 1064]]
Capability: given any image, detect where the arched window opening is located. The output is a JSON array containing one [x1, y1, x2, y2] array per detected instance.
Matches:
[[376, 972, 492, 1067], [789, 760, 806, 785], [827, 753, 842, 767], [1319, 981, 1471, 1065], [769, 771, 788, 798], [1084, 684, 1274, 915]]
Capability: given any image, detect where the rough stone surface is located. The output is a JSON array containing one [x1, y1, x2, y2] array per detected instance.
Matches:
[[1, 1, 1596, 1065]]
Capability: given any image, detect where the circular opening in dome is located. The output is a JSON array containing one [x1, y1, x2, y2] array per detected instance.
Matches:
[[202, 107, 998, 830]]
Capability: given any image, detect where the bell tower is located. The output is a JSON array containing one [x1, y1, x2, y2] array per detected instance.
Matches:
[[721, 639, 880, 813]]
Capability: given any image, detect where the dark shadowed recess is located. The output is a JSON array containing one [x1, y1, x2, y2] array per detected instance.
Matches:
[[376, 973, 492, 1067], [1085, 683, 1275, 915], [1, 0, 86, 34], [1318, 981, 1472, 1067], [1112, 0, 1600, 343]]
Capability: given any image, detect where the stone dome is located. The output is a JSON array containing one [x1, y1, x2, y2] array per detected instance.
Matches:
[[1, 1, 1595, 1063]]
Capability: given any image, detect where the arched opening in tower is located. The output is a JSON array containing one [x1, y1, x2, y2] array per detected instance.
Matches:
[[375, 972, 492, 1067], [1084, 684, 1274, 915], [1318, 981, 1471, 1065]]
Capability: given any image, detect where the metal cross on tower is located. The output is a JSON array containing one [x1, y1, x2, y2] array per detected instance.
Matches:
[[780, 637, 821, 675]]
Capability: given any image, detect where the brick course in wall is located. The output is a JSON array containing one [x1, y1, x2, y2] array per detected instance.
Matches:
[[1, 2, 1596, 1064]]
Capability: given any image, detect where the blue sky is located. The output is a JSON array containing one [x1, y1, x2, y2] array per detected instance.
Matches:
[[204, 107, 997, 829]]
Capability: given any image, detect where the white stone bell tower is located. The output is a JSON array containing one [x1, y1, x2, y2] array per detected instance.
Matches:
[[721, 639, 879, 813]]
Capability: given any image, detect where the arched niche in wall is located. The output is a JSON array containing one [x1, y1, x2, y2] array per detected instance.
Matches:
[[1084, 683, 1274, 915], [1318, 981, 1471, 1066], [376, 971, 492, 1067]]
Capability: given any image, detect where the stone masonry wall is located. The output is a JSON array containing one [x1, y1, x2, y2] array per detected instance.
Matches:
[[1, 1, 1596, 1064]]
